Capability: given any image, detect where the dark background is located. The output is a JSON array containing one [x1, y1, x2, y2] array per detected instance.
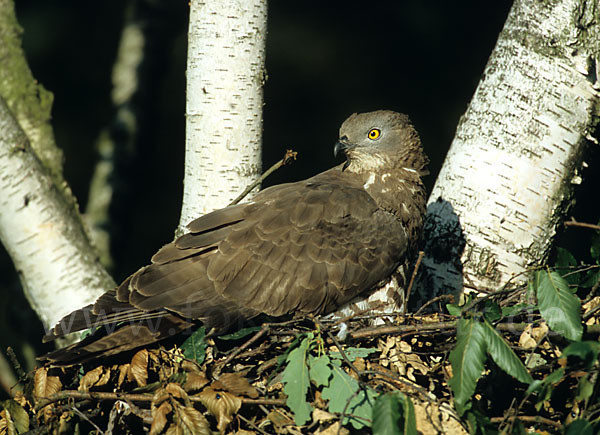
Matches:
[[1, 0, 596, 377]]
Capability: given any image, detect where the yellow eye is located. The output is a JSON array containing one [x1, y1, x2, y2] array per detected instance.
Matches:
[[368, 128, 381, 140]]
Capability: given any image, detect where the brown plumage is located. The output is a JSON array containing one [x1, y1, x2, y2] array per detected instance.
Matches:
[[42, 110, 428, 364]]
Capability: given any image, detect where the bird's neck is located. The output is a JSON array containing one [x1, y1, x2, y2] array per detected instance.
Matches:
[[353, 166, 427, 250]]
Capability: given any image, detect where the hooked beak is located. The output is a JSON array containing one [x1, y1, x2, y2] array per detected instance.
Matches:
[[333, 138, 354, 158], [334, 138, 354, 171]]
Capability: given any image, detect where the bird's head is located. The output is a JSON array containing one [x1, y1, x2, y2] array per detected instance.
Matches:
[[334, 110, 427, 174]]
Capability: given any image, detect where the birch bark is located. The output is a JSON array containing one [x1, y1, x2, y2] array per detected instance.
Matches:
[[422, 0, 600, 298], [179, 0, 267, 234], [0, 97, 115, 331]]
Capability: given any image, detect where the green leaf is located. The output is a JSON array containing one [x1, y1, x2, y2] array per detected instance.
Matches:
[[448, 318, 487, 416], [329, 347, 377, 362], [590, 231, 600, 262], [372, 392, 417, 435], [501, 303, 532, 318], [562, 341, 600, 370], [555, 247, 580, 285], [446, 303, 462, 316], [181, 327, 207, 364], [535, 270, 583, 341], [322, 363, 376, 429], [555, 247, 577, 268], [581, 268, 600, 288], [526, 368, 565, 410], [465, 410, 499, 435], [482, 300, 501, 322], [565, 419, 593, 435], [2, 400, 29, 433], [481, 318, 533, 384], [575, 376, 594, 402], [308, 354, 332, 387], [218, 326, 262, 340], [282, 336, 313, 425]]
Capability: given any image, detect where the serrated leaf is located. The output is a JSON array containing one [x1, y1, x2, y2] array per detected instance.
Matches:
[[308, 354, 332, 387], [2, 400, 28, 434], [329, 347, 377, 362], [448, 318, 487, 416], [372, 392, 417, 435], [218, 326, 262, 340], [536, 270, 583, 341], [482, 318, 533, 384], [281, 337, 312, 425], [181, 327, 207, 365], [322, 365, 376, 429]]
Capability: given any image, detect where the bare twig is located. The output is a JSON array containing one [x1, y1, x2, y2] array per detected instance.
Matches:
[[215, 325, 270, 374], [230, 149, 297, 205], [404, 251, 424, 312], [36, 390, 285, 411], [490, 415, 562, 429], [414, 294, 454, 316], [70, 404, 105, 434], [564, 219, 600, 231]]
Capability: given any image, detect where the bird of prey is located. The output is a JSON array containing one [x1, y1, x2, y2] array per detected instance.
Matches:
[[42, 110, 428, 364]]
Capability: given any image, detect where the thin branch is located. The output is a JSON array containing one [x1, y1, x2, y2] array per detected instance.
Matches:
[[414, 294, 454, 316], [564, 219, 600, 231], [214, 325, 270, 374], [404, 251, 424, 312], [489, 415, 562, 430], [229, 149, 297, 205], [36, 390, 285, 411]]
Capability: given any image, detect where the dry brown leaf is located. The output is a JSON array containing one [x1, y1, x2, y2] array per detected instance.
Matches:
[[183, 372, 209, 393], [129, 349, 149, 387], [196, 387, 241, 433], [117, 363, 130, 388], [312, 408, 336, 423], [33, 367, 62, 400], [78, 366, 110, 392], [0, 409, 14, 435], [266, 409, 295, 432], [413, 399, 467, 435], [519, 322, 549, 349], [583, 296, 600, 325], [150, 401, 172, 435], [314, 421, 349, 435], [212, 372, 259, 398], [166, 383, 189, 403], [176, 404, 211, 435]]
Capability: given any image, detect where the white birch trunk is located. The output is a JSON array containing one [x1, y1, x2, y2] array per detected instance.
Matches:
[[0, 97, 115, 331], [422, 0, 599, 297], [179, 0, 267, 234]]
